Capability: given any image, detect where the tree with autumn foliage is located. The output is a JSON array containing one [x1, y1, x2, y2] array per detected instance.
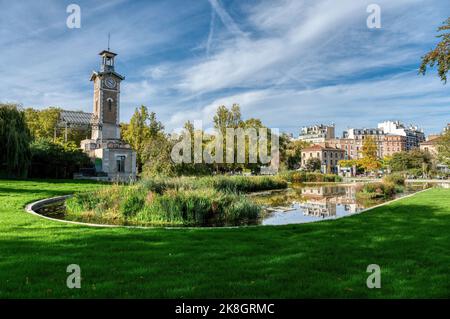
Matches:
[[358, 136, 381, 173]]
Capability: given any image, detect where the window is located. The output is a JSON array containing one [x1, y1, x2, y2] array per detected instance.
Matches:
[[107, 98, 113, 111], [116, 155, 126, 173]]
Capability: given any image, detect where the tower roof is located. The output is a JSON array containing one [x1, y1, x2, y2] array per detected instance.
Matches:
[[99, 50, 117, 57], [90, 70, 125, 81]]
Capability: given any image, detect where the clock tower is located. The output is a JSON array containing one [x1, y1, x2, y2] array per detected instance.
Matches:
[[80, 49, 137, 182], [90, 50, 125, 141]]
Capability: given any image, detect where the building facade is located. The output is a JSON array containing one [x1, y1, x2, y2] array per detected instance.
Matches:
[[80, 50, 137, 182], [326, 138, 357, 160], [341, 128, 385, 158], [378, 120, 425, 150], [298, 124, 335, 144], [382, 134, 407, 157], [301, 144, 345, 173]]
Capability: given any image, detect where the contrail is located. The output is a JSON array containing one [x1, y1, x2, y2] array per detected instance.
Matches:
[[206, 8, 216, 57], [207, 0, 245, 37]]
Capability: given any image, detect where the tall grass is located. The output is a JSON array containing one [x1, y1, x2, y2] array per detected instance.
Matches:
[[356, 174, 406, 204], [280, 171, 343, 183], [65, 175, 284, 226]]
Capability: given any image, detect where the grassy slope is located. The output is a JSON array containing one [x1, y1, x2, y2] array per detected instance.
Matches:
[[0, 179, 449, 298]]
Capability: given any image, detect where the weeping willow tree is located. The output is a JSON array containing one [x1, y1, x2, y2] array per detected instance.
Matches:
[[0, 103, 32, 177]]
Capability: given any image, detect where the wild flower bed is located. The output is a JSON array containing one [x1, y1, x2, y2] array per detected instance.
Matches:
[[65, 176, 287, 226]]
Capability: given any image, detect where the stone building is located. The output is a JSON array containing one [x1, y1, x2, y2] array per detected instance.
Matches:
[[80, 50, 137, 182], [326, 138, 357, 160], [301, 144, 345, 174], [382, 134, 407, 157], [342, 128, 385, 158], [298, 124, 335, 144]]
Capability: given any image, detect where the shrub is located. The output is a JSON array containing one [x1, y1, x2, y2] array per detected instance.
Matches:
[[140, 178, 167, 194], [357, 181, 398, 200], [383, 173, 405, 186], [280, 171, 342, 183], [29, 139, 92, 179]]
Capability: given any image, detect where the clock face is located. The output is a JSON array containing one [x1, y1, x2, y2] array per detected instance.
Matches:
[[105, 77, 116, 89]]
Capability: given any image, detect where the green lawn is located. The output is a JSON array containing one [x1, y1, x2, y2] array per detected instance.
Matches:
[[0, 179, 449, 298]]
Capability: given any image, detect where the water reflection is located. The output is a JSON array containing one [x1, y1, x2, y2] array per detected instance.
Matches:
[[251, 184, 420, 226]]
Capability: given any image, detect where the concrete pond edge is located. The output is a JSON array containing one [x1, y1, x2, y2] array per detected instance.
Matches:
[[25, 187, 434, 230]]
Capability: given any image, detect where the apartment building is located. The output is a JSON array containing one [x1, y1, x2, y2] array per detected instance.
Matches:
[[382, 134, 407, 157], [326, 138, 357, 159], [341, 128, 385, 158], [298, 124, 335, 144], [378, 120, 425, 150]]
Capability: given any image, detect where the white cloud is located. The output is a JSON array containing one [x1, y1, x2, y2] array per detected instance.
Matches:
[[168, 71, 450, 135]]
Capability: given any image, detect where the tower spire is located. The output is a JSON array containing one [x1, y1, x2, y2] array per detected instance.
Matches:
[[107, 32, 111, 51]]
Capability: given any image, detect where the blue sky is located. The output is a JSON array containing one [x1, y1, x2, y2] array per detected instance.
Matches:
[[1, 0, 449, 136]]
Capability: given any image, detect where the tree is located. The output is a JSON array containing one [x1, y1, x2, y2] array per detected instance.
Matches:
[[358, 136, 381, 172], [339, 159, 359, 168], [142, 133, 176, 177], [0, 103, 32, 177], [121, 105, 164, 173], [213, 104, 242, 133], [381, 155, 393, 169], [420, 17, 450, 83], [283, 138, 310, 170], [213, 104, 243, 172], [29, 138, 92, 179], [437, 130, 450, 166], [305, 157, 321, 172], [24, 107, 61, 140], [390, 149, 432, 173]]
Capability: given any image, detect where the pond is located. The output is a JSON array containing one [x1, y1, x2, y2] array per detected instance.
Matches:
[[33, 182, 434, 227], [250, 183, 427, 225]]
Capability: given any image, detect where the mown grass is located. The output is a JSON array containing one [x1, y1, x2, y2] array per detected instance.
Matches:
[[0, 179, 449, 298]]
